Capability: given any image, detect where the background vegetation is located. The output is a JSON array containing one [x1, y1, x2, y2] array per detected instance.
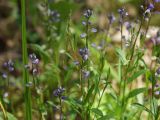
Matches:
[[0, 0, 160, 119]]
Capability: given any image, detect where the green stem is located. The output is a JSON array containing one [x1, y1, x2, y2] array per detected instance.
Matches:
[[122, 19, 143, 106], [21, 0, 32, 119]]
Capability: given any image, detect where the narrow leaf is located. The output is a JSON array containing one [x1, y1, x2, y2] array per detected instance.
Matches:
[[127, 69, 146, 83], [127, 88, 147, 99], [83, 84, 95, 105], [116, 48, 128, 65], [91, 108, 103, 116]]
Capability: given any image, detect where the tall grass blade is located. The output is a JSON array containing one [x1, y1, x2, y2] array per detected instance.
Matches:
[[21, 0, 32, 119]]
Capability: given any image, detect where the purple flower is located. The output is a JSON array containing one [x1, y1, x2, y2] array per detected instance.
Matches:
[[155, 0, 160, 2], [80, 33, 87, 38], [118, 8, 128, 23], [107, 13, 116, 24], [3, 60, 14, 72], [82, 70, 90, 79], [79, 48, 89, 61], [82, 21, 87, 26], [29, 53, 39, 65], [50, 10, 60, 22], [2, 73, 7, 79], [148, 3, 154, 10], [53, 87, 65, 97], [118, 8, 128, 17], [124, 22, 132, 31], [83, 9, 92, 18], [91, 43, 97, 48], [32, 68, 38, 76], [143, 9, 151, 21], [91, 28, 97, 33]]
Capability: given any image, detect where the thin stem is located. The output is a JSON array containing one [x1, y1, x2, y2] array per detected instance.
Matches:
[[80, 64, 83, 98], [21, 0, 32, 119], [122, 19, 143, 107], [120, 22, 123, 49], [85, 18, 90, 90], [0, 101, 7, 120], [59, 97, 62, 120]]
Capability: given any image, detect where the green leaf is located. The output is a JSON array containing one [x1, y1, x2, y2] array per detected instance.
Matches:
[[127, 69, 146, 83], [132, 103, 154, 116], [116, 48, 128, 65], [83, 84, 95, 105], [127, 88, 147, 100], [7, 113, 17, 120], [0, 112, 17, 120], [97, 114, 113, 120], [91, 108, 103, 116]]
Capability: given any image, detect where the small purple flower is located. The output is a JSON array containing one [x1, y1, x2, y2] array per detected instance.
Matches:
[[32, 68, 38, 76], [148, 3, 154, 10], [29, 53, 39, 65], [50, 10, 60, 22], [155, 0, 160, 2], [82, 21, 87, 26], [124, 22, 132, 31], [143, 9, 151, 21], [79, 48, 89, 61], [3, 60, 14, 72], [33, 59, 39, 64], [2, 73, 7, 79], [80, 33, 87, 38], [118, 8, 128, 23], [91, 43, 97, 48], [107, 13, 116, 24], [3, 62, 8, 67], [82, 70, 90, 79], [53, 87, 65, 97], [154, 91, 160, 95], [118, 8, 128, 17], [61, 96, 67, 100], [83, 9, 92, 18], [91, 28, 97, 33], [9, 67, 14, 72]]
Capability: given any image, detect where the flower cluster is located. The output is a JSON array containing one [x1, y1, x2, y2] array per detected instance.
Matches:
[[53, 87, 65, 98], [118, 8, 128, 23], [79, 48, 89, 61], [3, 60, 14, 72], [142, 3, 155, 21], [2, 60, 14, 79], [29, 53, 39, 76], [107, 13, 116, 24], [82, 70, 90, 79], [48, 9, 60, 22], [29, 53, 39, 65], [83, 9, 92, 18]]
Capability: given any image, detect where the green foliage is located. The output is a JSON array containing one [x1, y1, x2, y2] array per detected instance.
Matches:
[[127, 87, 147, 100]]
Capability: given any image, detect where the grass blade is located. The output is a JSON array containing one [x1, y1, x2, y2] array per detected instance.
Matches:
[[21, 0, 32, 119]]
